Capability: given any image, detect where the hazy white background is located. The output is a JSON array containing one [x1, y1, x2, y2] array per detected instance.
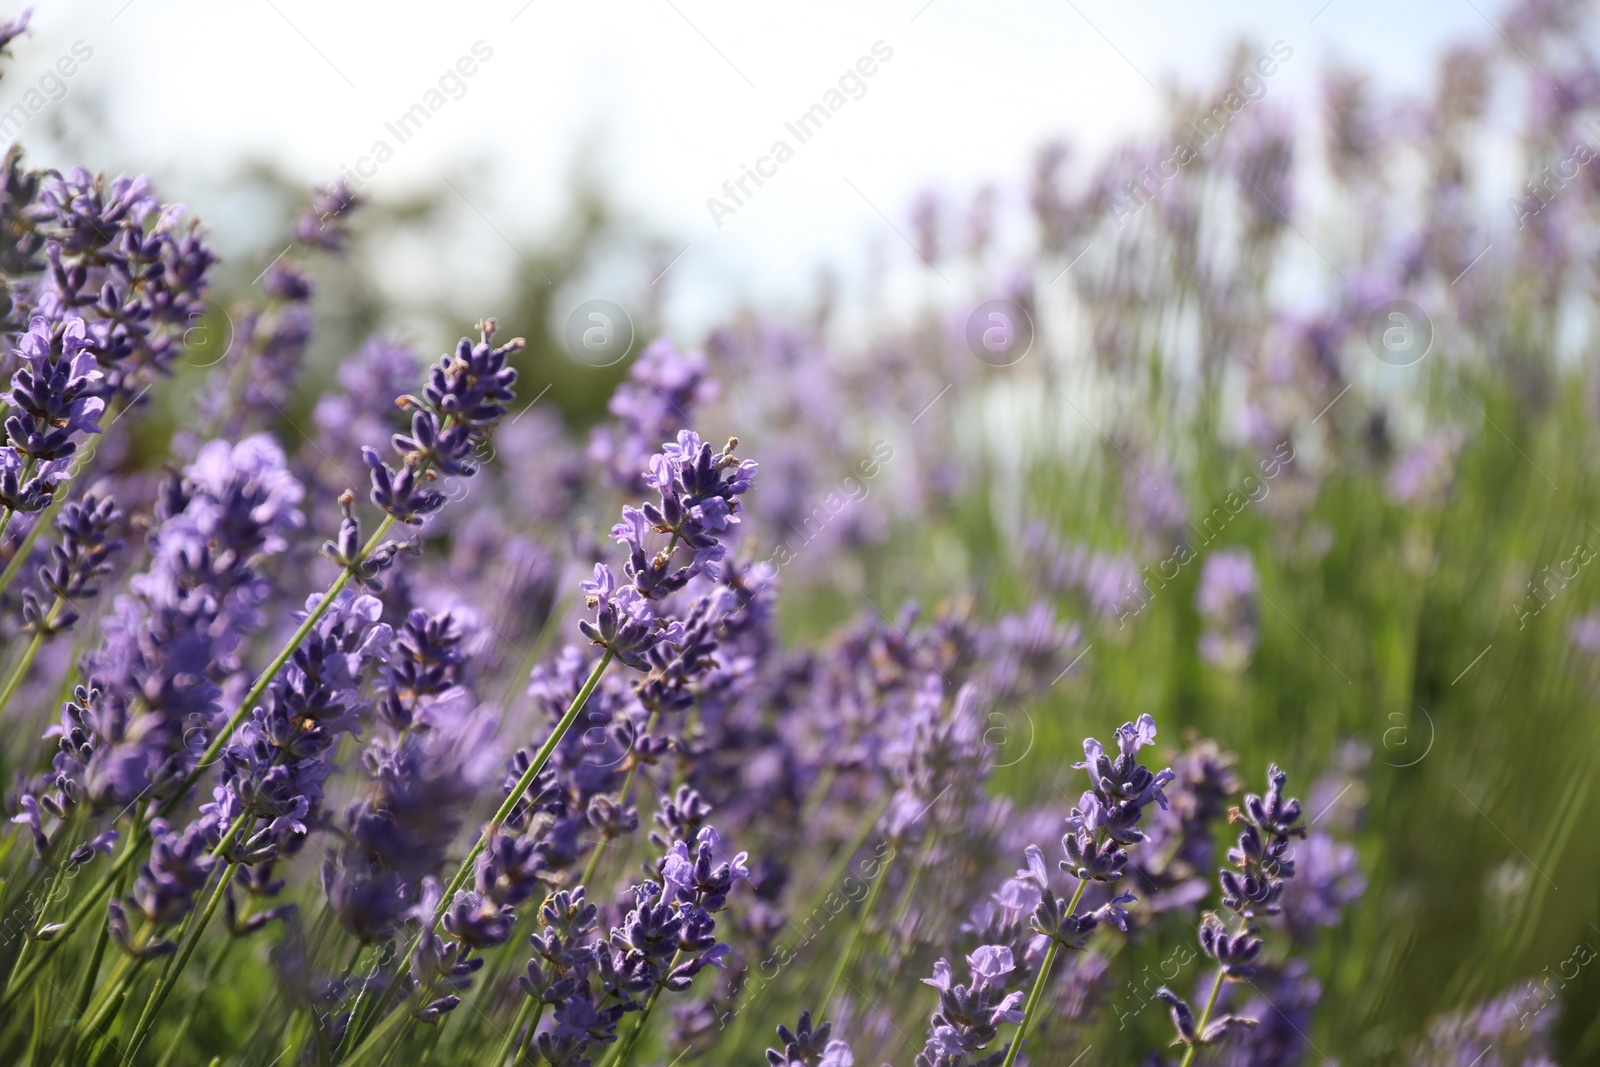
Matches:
[[8, 0, 1489, 336]]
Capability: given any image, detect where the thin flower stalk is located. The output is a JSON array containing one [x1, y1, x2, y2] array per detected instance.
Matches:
[[820, 845, 893, 1017], [337, 648, 616, 1061]]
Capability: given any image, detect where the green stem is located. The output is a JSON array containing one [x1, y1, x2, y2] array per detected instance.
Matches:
[[671, 702, 700, 789], [0, 622, 47, 720], [607, 950, 682, 1067], [518, 1001, 547, 1063], [14, 813, 78, 975], [819, 845, 892, 1017], [0, 456, 37, 548], [341, 987, 423, 1067], [166, 514, 395, 821], [1179, 920, 1243, 1067], [495, 998, 539, 1067], [28, 984, 47, 1065], [0, 452, 63, 602], [71, 946, 144, 1049], [884, 831, 939, 958], [999, 878, 1089, 1067], [0, 520, 399, 1004], [153, 935, 236, 1067], [70, 811, 137, 1033], [71, 888, 116, 1021], [0, 835, 141, 1011], [797, 766, 837, 828], [337, 649, 616, 1063], [124, 859, 240, 1062], [579, 705, 661, 890]]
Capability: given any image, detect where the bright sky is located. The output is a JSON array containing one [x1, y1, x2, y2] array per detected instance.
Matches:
[[8, 0, 1492, 334]]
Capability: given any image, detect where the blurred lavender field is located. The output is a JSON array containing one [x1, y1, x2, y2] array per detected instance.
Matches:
[[1, 1, 1599, 1065]]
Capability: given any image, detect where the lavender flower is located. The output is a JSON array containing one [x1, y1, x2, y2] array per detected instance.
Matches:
[[31, 166, 214, 396], [324, 612, 493, 942], [915, 945, 1026, 1066], [1213, 960, 1321, 1067], [110, 815, 219, 958], [589, 338, 716, 492], [1195, 550, 1258, 670], [0, 9, 30, 68], [1385, 428, 1464, 507], [311, 338, 420, 481], [1569, 608, 1600, 654], [362, 319, 520, 525], [1404, 981, 1560, 1067], [0, 314, 101, 514], [580, 430, 754, 673], [36, 435, 302, 813], [1123, 451, 1188, 549], [985, 601, 1083, 700], [207, 590, 391, 865], [20, 488, 123, 636], [1157, 764, 1306, 1055], [767, 1010, 854, 1067], [295, 177, 362, 251]]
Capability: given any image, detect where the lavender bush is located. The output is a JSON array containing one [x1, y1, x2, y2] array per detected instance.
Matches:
[[2, 0, 1599, 1063]]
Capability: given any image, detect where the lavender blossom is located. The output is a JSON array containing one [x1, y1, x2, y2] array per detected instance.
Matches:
[[1195, 550, 1258, 670], [589, 338, 716, 492], [311, 338, 421, 482], [1157, 764, 1306, 1055], [1569, 608, 1600, 654], [324, 610, 493, 942], [110, 815, 219, 958], [767, 1010, 854, 1067], [580, 430, 755, 672], [295, 177, 362, 252], [1123, 451, 1189, 549], [31, 166, 215, 396], [984, 601, 1083, 701], [1385, 429, 1464, 507], [362, 319, 520, 525], [915, 945, 1026, 1066], [20, 488, 123, 636], [0, 314, 101, 514], [207, 591, 391, 866], [1404, 980, 1560, 1067], [35, 435, 302, 813], [0, 9, 29, 68]]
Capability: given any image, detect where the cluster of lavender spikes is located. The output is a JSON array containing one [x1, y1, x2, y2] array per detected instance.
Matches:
[[1157, 764, 1307, 1057], [31, 0, 1600, 1055]]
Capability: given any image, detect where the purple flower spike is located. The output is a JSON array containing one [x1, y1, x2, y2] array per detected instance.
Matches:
[[365, 319, 521, 524], [1164, 763, 1309, 1053], [915, 945, 1026, 1064], [578, 563, 663, 670], [767, 1010, 855, 1067]]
